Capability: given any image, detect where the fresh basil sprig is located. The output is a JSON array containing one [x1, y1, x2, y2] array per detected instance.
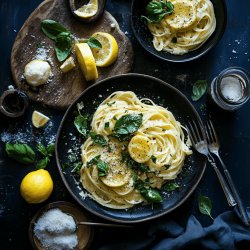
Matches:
[[135, 179, 163, 203], [36, 143, 55, 169], [198, 195, 214, 220], [191, 80, 208, 101], [5, 143, 36, 164], [112, 114, 143, 141], [141, 0, 174, 24], [41, 19, 73, 62]]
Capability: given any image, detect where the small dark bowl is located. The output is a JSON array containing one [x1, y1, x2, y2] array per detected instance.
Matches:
[[131, 0, 227, 63], [29, 201, 94, 250]]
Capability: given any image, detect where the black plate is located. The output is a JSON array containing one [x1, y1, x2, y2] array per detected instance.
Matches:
[[56, 73, 206, 223], [131, 0, 227, 63]]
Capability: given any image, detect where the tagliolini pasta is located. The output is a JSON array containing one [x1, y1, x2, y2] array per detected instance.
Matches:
[[148, 0, 216, 55], [80, 91, 192, 209]]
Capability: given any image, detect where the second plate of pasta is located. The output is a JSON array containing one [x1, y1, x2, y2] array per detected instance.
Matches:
[[56, 73, 206, 223]]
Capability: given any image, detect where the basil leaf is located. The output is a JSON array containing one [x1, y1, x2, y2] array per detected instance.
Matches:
[[141, 188, 163, 203], [37, 143, 47, 157], [111, 133, 133, 142], [41, 19, 69, 40], [191, 80, 208, 101], [90, 132, 108, 147], [5, 143, 36, 164], [198, 195, 214, 220], [164, 182, 180, 191], [36, 156, 50, 169], [47, 143, 55, 156], [97, 161, 108, 177], [55, 32, 73, 62], [142, 0, 174, 23], [151, 155, 157, 163], [114, 114, 143, 135], [74, 114, 89, 137], [87, 155, 101, 168], [139, 164, 149, 173], [104, 122, 109, 128], [87, 37, 102, 49]]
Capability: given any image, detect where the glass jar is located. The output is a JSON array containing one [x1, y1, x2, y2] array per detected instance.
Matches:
[[209, 67, 250, 111]]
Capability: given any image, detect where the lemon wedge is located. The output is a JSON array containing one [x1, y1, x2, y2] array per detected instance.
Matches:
[[165, 0, 197, 32], [24, 59, 51, 87], [32, 111, 50, 128], [60, 56, 76, 73], [75, 43, 98, 81], [74, 0, 98, 19], [91, 32, 119, 67], [128, 135, 153, 163]]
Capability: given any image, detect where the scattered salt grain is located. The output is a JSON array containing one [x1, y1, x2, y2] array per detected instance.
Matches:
[[232, 49, 237, 54], [34, 208, 78, 250]]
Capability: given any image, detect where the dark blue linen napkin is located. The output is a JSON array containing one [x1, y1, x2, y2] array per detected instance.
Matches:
[[99, 209, 250, 250]]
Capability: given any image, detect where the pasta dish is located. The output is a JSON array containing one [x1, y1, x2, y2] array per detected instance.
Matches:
[[147, 0, 216, 55], [80, 91, 192, 209]]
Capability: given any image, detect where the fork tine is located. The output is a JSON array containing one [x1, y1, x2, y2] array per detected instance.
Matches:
[[187, 121, 198, 144], [205, 122, 214, 143], [186, 123, 196, 145], [204, 125, 211, 143], [208, 119, 219, 143], [192, 120, 203, 141]]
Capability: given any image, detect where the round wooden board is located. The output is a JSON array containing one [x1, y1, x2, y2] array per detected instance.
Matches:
[[11, 0, 134, 110]]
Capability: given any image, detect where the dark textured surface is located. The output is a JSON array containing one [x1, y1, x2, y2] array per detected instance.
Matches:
[[0, 0, 250, 249]]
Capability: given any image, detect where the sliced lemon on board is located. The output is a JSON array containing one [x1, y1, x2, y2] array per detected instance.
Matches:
[[91, 32, 119, 67], [32, 111, 50, 128], [165, 0, 197, 32], [20, 169, 53, 204], [74, 0, 98, 19], [75, 43, 98, 81], [60, 56, 76, 73], [128, 135, 153, 163]]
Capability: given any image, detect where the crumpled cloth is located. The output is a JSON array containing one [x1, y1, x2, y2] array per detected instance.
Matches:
[[99, 209, 250, 250]]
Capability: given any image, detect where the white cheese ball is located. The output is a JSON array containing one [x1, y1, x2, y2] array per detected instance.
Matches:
[[24, 60, 51, 86]]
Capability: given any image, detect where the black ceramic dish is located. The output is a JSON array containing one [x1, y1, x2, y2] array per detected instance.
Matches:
[[131, 0, 227, 63], [56, 73, 206, 223]]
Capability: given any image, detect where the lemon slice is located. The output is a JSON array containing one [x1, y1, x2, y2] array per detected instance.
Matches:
[[100, 156, 131, 187], [24, 59, 51, 87], [74, 0, 98, 19], [128, 135, 153, 163], [32, 111, 50, 128], [75, 43, 98, 81], [165, 0, 197, 32], [91, 32, 119, 67], [60, 56, 76, 73]]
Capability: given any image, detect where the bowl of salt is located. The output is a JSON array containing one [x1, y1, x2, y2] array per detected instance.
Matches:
[[29, 201, 93, 250]]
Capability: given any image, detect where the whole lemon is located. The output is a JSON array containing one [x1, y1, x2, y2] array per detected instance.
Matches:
[[20, 169, 53, 204]]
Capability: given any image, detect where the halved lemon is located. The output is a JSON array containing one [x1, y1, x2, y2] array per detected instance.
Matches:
[[60, 56, 76, 73], [32, 111, 50, 128], [75, 43, 98, 81], [74, 0, 98, 19], [165, 0, 197, 32], [128, 135, 153, 163], [91, 32, 119, 67]]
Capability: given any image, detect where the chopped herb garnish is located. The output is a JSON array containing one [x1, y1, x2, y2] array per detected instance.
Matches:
[[151, 155, 157, 163], [107, 101, 116, 107], [87, 155, 101, 168], [104, 122, 109, 128], [74, 114, 89, 138], [86, 155, 108, 176], [122, 152, 149, 172], [72, 161, 82, 173]]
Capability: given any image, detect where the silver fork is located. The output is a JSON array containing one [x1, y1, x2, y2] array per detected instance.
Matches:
[[186, 120, 237, 207], [206, 119, 249, 226]]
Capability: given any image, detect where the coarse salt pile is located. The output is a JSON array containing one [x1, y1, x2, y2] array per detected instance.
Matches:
[[34, 208, 78, 250]]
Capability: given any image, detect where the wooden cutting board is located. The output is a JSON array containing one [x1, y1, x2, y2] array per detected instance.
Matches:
[[11, 0, 134, 110]]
